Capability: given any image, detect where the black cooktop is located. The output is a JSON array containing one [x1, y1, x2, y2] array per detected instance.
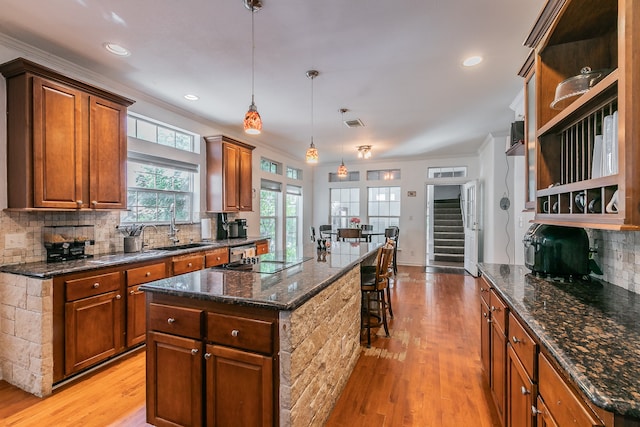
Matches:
[[214, 254, 312, 274]]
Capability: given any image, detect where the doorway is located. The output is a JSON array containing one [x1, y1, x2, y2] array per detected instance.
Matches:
[[426, 184, 465, 270]]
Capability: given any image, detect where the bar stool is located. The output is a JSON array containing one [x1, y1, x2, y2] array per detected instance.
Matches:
[[360, 245, 394, 347]]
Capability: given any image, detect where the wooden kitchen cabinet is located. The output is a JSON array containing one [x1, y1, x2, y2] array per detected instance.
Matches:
[[507, 346, 535, 427], [478, 278, 491, 379], [205, 135, 255, 212], [145, 293, 279, 426], [172, 253, 205, 276], [63, 271, 124, 376], [0, 57, 133, 210], [256, 239, 269, 255], [489, 289, 508, 426], [146, 331, 203, 427], [521, 0, 640, 229], [126, 262, 168, 347], [205, 247, 229, 268]]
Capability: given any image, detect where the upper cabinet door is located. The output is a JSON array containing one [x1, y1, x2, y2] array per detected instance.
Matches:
[[222, 142, 240, 211], [524, 66, 536, 211], [89, 95, 127, 209], [238, 146, 253, 211], [32, 76, 84, 209]]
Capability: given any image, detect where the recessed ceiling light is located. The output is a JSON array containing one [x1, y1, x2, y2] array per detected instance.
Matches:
[[463, 55, 483, 67], [184, 94, 199, 101], [103, 42, 130, 57]]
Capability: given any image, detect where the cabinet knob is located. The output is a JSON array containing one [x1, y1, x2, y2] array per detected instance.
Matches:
[[486, 319, 493, 324], [91, 200, 98, 206], [532, 406, 542, 416], [115, 294, 121, 300], [521, 386, 530, 395], [491, 306, 500, 312], [93, 283, 100, 289], [76, 200, 83, 206], [216, 257, 220, 261], [204, 352, 212, 360], [187, 263, 192, 267], [191, 348, 199, 356], [482, 312, 488, 318], [512, 336, 521, 344], [130, 290, 135, 295], [480, 287, 487, 292], [167, 317, 176, 324], [231, 329, 239, 337], [145, 272, 151, 277]]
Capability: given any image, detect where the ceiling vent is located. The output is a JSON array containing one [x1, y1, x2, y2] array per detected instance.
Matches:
[[343, 118, 364, 128]]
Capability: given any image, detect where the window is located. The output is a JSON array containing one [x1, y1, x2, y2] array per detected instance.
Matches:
[[428, 166, 468, 178], [367, 169, 401, 181], [122, 155, 197, 223], [260, 179, 281, 253], [328, 171, 360, 182], [330, 188, 360, 229], [285, 185, 302, 258], [368, 187, 401, 240], [260, 158, 282, 175], [127, 114, 196, 153], [286, 166, 302, 180]]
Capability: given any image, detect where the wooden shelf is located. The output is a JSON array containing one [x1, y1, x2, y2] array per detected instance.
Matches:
[[536, 174, 618, 196]]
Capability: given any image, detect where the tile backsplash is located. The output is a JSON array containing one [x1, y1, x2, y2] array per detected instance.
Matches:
[[0, 211, 213, 266], [588, 229, 640, 294]]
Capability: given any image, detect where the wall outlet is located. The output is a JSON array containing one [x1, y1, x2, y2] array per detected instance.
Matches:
[[5, 233, 26, 249]]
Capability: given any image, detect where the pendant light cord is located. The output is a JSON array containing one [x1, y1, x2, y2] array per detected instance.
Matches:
[[251, 4, 255, 105], [310, 75, 314, 145]]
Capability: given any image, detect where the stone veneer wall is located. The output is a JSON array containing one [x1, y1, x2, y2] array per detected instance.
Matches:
[[0, 272, 53, 396], [588, 229, 640, 294], [278, 266, 362, 427]]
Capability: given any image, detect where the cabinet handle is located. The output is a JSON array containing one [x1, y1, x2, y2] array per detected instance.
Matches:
[[167, 317, 176, 324], [93, 283, 100, 289], [191, 349, 199, 356], [115, 294, 121, 300], [521, 386, 530, 395], [512, 336, 521, 344], [491, 305, 500, 312], [130, 290, 135, 295], [231, 329, 239, 337], [532, 406, 542, 416], [145, 272, 151, 277], [204, 352, 212, 360]]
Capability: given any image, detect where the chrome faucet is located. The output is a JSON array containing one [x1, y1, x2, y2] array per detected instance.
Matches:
[[168, 203, 180, 245], [140, 224, 158, 252]]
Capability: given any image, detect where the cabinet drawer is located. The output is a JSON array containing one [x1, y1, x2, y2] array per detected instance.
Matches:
[[205, 248, 229, 268], [478, 275, 491, 306], [172, 254, 204, 275], [256, 240, 269, 255], [207, 312, 274, 354], [65, 271, 121, 302], [508, 313, 537, 379], [489, 289, 508, 333], [126, 262, 167, 286], [148, 303, 203, 339], [538, 353, 603, 427]]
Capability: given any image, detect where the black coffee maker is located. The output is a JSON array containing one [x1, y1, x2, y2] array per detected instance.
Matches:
[[235, 219, 247, 238], [216, 213, 229, 239]]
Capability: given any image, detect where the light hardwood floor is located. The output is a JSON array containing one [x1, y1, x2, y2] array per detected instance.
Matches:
[[0, 266, 499, 426]]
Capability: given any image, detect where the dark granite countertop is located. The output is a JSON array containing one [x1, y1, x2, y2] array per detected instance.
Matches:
[[0, 237, 268, 278], [479, 263, 640, 419], [140, 242, 380, 311]]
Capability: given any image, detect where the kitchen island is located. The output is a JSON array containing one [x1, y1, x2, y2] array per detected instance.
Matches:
[[479, 263, 640, 425], [140, 242, 380, 427]]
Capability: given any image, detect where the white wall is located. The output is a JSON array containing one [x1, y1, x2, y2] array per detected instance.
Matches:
[[311, 155, 480, 267]]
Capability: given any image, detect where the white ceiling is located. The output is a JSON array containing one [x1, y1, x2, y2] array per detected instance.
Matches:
[[0, 0, 545, 164]]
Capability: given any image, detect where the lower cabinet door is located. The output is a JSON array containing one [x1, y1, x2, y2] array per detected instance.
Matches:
[[205, 344, 273, 427], [507, 345, 535, 427], [147, 331, 203, 427], [126, 284, 146, 347], [536, 396, 560, 427], [64, 290, 123, 375], [480, 301, 491, 379], [490, 323, 507, 425]]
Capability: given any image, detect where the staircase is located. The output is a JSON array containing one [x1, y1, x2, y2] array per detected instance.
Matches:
[[432, 198, 465, 264]]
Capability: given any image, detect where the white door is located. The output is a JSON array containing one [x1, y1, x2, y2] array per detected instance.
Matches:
[[462, 180, 479, 276]]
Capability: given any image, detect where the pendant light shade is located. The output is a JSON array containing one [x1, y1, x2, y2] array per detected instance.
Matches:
[[243, 0, 262, 134], [305, 70, 319, 163]]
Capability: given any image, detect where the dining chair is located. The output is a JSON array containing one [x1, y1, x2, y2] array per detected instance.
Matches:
[[360, 245, 394, 347], [338, 228, 361, 241], [385, 226, 399, 274], [319, 224, 332, 239]]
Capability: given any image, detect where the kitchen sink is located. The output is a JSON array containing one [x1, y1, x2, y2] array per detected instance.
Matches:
[[152, 242, 213, 251]]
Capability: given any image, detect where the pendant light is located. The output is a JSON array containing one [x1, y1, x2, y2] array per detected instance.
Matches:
[[337, 108, 349, 178], [243, 0, 262, 135], [305, 70, 319, 163]]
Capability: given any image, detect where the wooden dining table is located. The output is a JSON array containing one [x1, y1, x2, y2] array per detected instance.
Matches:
[[329, 229, 385, 242]]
